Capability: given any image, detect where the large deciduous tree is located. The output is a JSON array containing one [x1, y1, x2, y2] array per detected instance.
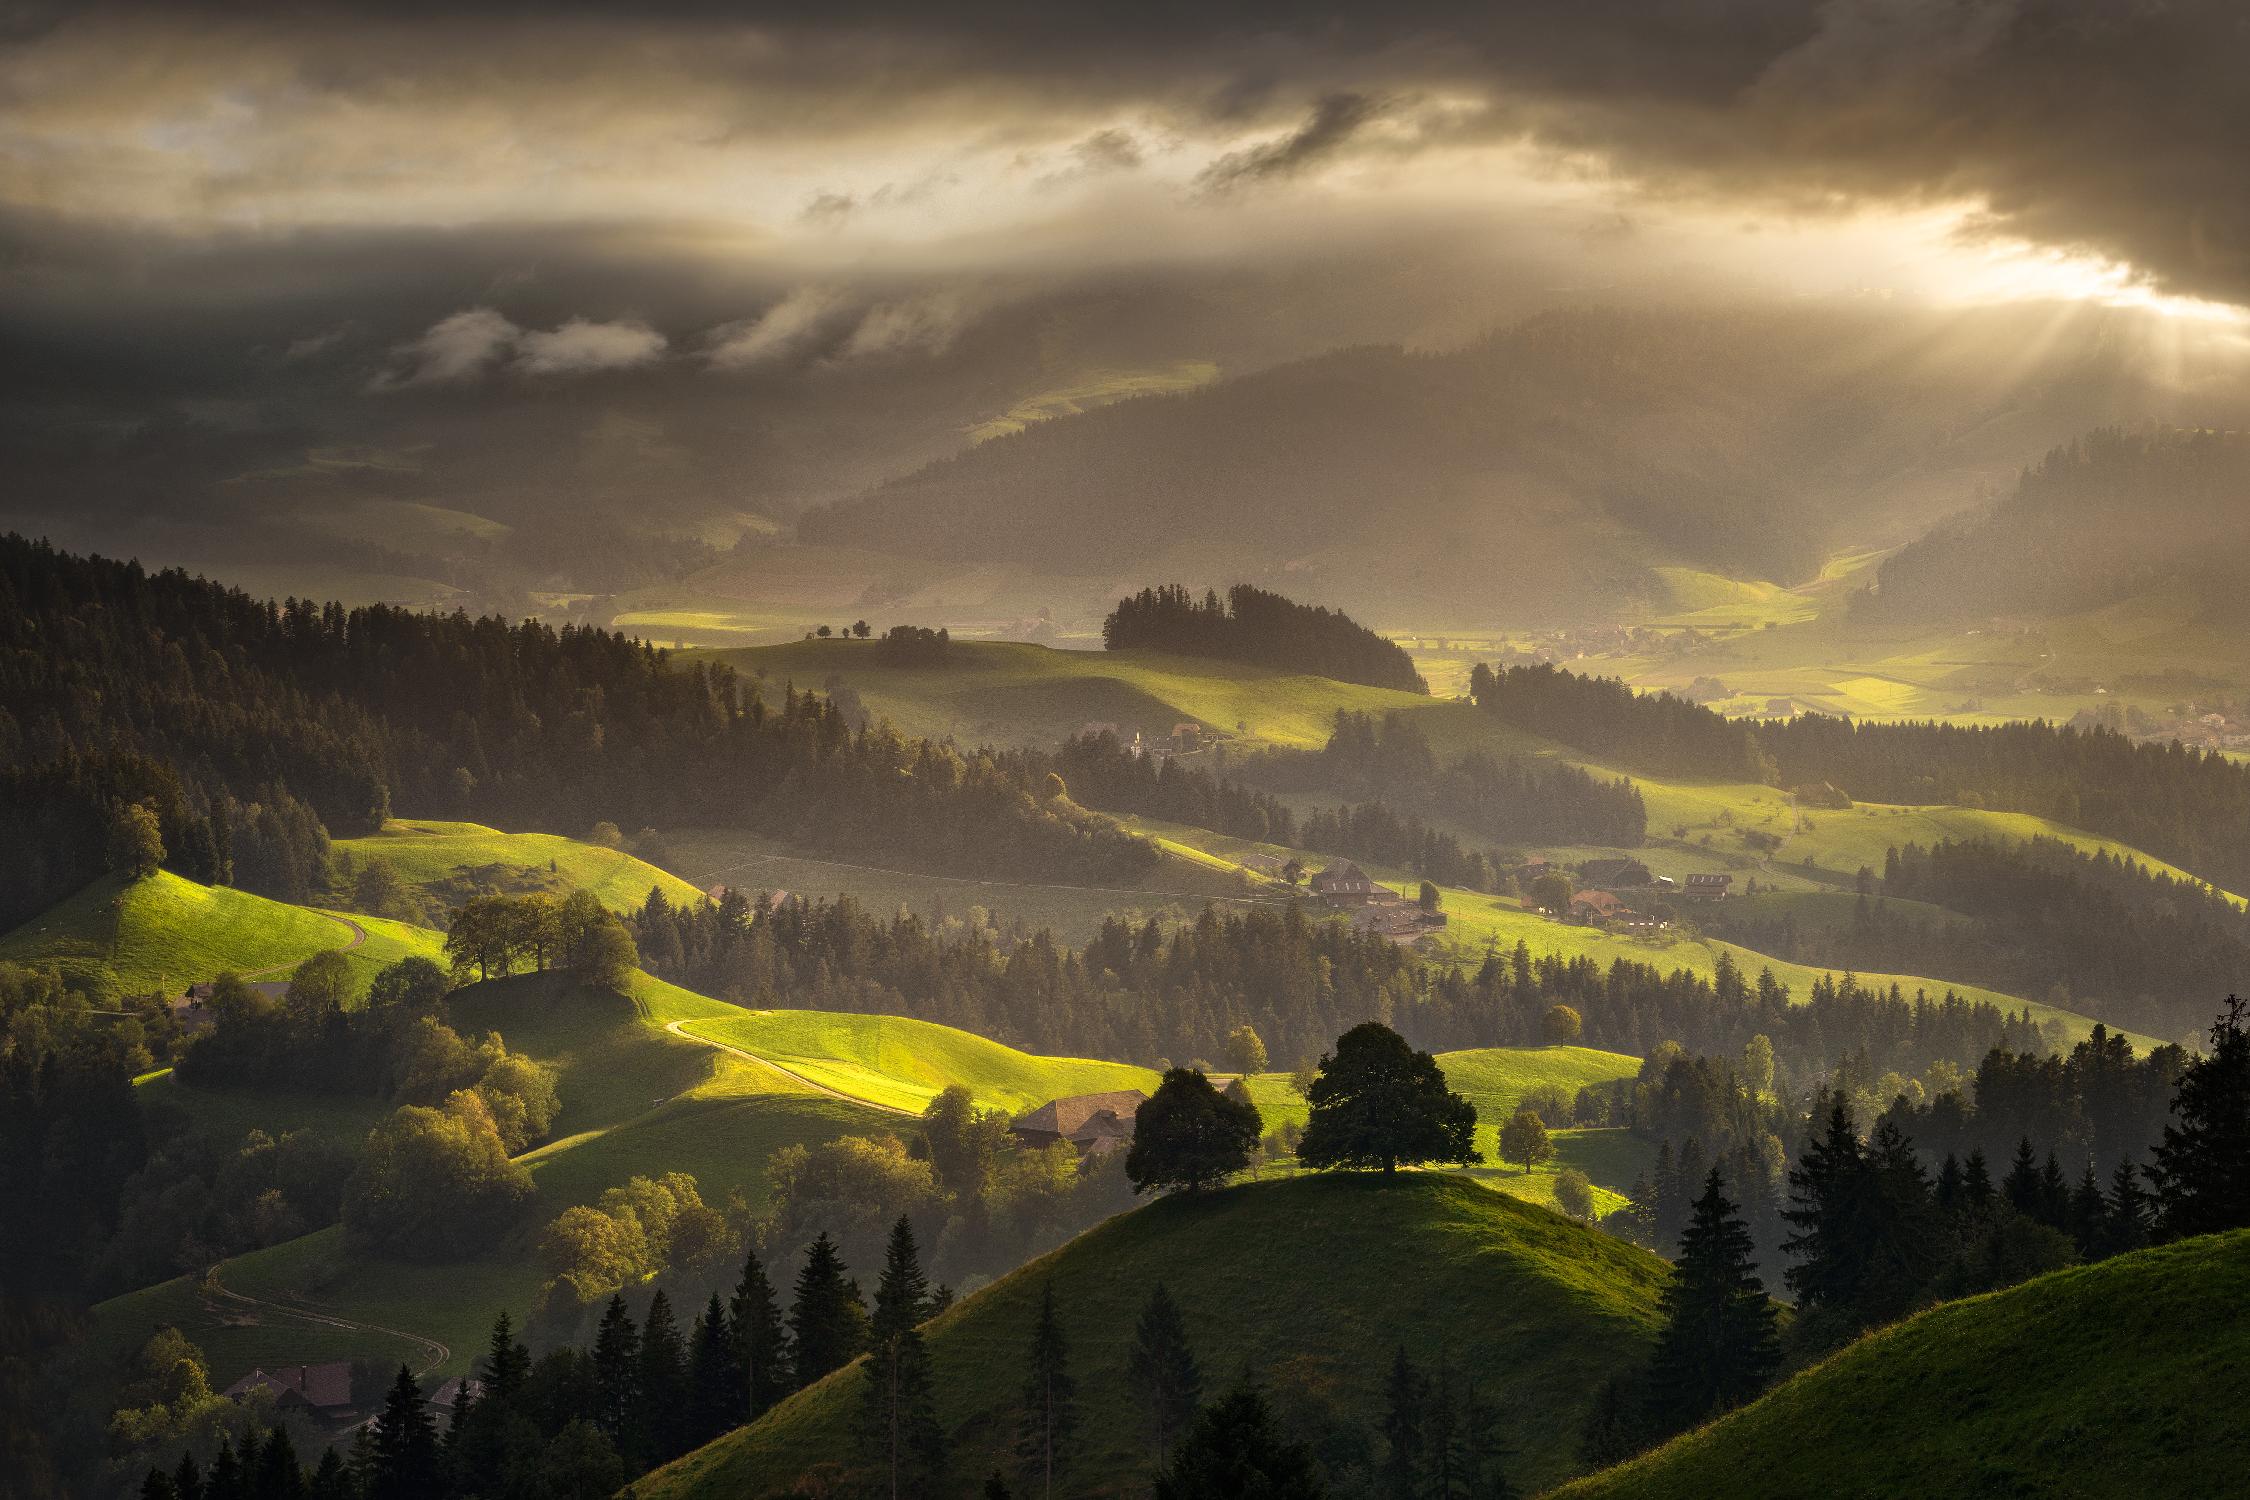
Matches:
[[1126, 1068, 1262, 1195], [1299, 1023, 1478, 1176]]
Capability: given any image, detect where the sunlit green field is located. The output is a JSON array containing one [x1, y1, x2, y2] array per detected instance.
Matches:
[[676, 1008, 1161, 1115], [0, 871, 444, 995], [336, 818, 706, 912]]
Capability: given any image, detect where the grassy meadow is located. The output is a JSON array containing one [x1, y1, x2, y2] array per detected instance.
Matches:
[[335, 818, 706, 912], [0, 871, 443, 995], [1554, 1228, 2250, 1500]]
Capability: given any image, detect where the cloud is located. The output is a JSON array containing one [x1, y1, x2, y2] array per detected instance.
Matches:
[[374, 306, 519, 389], [281, 323, 353, 362], [800, 191, 856, 227], [838, 292, 975, 360], [705, 288, 839, 368], [512, 316, 667, 374], [1195, 92, 1380, 197]]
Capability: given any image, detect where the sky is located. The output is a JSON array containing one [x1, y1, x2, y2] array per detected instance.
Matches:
[[4, 0, 2249, 559]]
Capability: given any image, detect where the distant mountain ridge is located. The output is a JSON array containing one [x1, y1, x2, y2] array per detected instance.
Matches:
[[800, 305, 2246, 622]]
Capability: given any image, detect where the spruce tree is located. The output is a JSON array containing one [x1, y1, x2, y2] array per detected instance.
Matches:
[[2105, 1159, 2151, 1255], [305, 1450, 352, 1500], [2149, 996, 2250, 1239], [482, 1309, 532, 1409], [140, 1469, 179, 1500], [172, 1453, 203, 1500], [1155, 1382, 1325, 1500], [1645, 1169, 1781, 1432], [688, 1293, 747, 1450], [788, 1232, 868, 1388], [1781, 1100, 1867, 1312], [591, 1293, 640, 1444], [370, 1366, 440, 1500], [253, 1427, 304, 1500], [205, 1441, 243, 1500], [1126, 1282, 1202, 1471], [729, 1246, 790, 1420], [2003, 1137, 2043, 1217], [860, 1216, 946, 1498], [2070, 1163, 2108, 1255], [1379, 1347, 1427, 1500], [1017, 1282, 1077, 1499], [634, 1289, 692, 1467], [1961, 1146, 1995, 1208]]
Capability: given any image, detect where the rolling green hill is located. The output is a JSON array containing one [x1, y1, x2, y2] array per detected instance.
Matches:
[[93, 971, 893, 1389], [675, 1009, 1162, 1115], [0, 871, 443, 995], [335, 818, 707, 912], [1554, 1229, 2250, 1500], [642, 1173, 1672, 1500]]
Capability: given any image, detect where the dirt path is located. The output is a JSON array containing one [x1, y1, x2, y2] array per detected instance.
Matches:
[[202, 1259, 450, 1386], [242, 910, 369, 980], [681, 845, 1285, 911], [662, 1017, 919, 1117]]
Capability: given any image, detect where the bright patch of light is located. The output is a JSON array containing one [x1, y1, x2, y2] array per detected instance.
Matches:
[[1943, 238, 2248, 325]]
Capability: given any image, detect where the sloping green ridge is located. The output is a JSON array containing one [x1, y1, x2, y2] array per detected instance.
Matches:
[[1555, 1229, 2250, 1500], [0, 871, 442, 995], [677, 1009, 1162, 1115], [641, 1173, 1671, 1500], [335, 818, 706, 912]]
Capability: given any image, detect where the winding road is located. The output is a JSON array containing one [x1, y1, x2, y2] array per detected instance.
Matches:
[[661, 1017, 919, 1116], [242, 910, 369, 980]]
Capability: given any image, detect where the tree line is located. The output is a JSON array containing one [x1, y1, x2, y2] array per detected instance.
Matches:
[[1716, 837, 2250, 1043], [0, 535, 1155, 930], [1102, 584, 1427, 694], [1466, 653, 2250, 901]]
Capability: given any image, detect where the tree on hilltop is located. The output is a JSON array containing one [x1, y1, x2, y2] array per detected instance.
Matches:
[[1127, 1068, 1262, 1194], [1300, 1022, 1478, 1176]]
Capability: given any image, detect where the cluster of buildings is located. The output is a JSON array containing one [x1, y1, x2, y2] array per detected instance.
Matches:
[[1305, 862, 1449, 942], [1525, 859, 1735, 933], [1010, 1089, 1147, 1156], [219, 1363, 478, 1430], [1076, 720, 1211, 762]]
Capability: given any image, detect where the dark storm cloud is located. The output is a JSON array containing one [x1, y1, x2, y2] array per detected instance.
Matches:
[[1194, 92, 1380, 196], [11, 2, 2250, 305]]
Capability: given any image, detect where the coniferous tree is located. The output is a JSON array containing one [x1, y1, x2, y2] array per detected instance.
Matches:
[[1126, 1282, 1202, 1472], [252, 1428, 304, 1500], [729, 1246, 790, 1421], [141, 1469, 180, 1500], [370, 1366, 440, 1500], [1017, 1283, 1077, 1499], [205, 1441, 244, 1500], [2105, 1159, 2151, 1255], [688, 1293, 747, 1450], [634, 1289, 692, 1467], [2003, 1137, 2043, 1218], [1859, 1121, 1941, 1323], [860, 1216, 946, 1498], [1645, 1170, 1781, 1432], [172, 1453, 203, 1500], [1961, 1146, 1995, 1208], [590, 1293, 640, 1445], [1781, 1100, 1868, 1313], [789, 1232, 869, 1388], [345, 1423, 378, 1500], [1155, 1382, 1325, 1500], [1578, 1376, 1640, 1469], [483, 1310, 532, 1408], [305, 1450, 353, 1500], [1379, 1347, 1428, 1500], [2149, 996, 2250, 1240], [2070, 1163, 2108, 1255]]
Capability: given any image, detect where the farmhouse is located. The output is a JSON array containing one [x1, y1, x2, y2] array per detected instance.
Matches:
[[1307, 862, 1379, 905], [222, 1362, 359, 1421], [1569, 890, 1626, 924], [1578, 858, 1653, 889], [1012, 1090, 1148, 1156], [1683, 873, 1735, 900]]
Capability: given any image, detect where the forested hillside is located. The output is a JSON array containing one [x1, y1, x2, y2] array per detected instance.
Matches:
[[1867, 426, 2250, 624], [1102, 584, 1426, 693], [0, 537, 1151, 929]]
